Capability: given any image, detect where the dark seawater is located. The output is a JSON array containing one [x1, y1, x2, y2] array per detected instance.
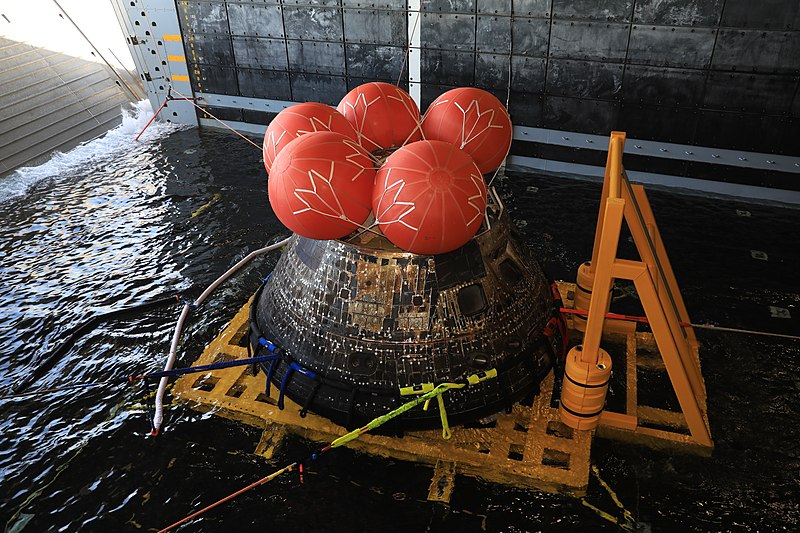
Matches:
[[1, 119, 798, 532]]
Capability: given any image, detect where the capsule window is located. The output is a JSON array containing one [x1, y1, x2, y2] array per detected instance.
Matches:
[[457, 284, 487, 317], [347, 352, 378, 376], [469, 352, 490, 369], [499, 258, 523, 285]]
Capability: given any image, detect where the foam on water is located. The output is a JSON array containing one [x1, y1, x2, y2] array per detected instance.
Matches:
[[0, 100, 184, 204]]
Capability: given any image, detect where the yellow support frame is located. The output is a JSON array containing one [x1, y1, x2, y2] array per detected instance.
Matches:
[[582, 132, 712, 449]]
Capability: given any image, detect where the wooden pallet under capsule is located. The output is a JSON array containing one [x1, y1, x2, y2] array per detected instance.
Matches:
[[172, 282, 710, 497]]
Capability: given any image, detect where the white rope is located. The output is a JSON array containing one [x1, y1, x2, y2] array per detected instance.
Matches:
[[152, 236, 292, 433]]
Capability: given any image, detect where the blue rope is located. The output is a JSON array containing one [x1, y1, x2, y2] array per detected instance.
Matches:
[[131, 354, 280, 382], [277, 361, 318, 410]]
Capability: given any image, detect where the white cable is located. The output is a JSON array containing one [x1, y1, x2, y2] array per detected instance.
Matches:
[[152, 236, 292, 433]]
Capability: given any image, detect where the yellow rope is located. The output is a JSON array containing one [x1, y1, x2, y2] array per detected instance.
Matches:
[[581, 464, 637, 531], [592, 465, 635, 524], [581, 500, 634, 531]]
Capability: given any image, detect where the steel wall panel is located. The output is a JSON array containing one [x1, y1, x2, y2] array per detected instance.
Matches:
[[455, 54, 546, 93], [713, 30, 800, 74], [421, 49, 475, 86], [237, 68, 292, 99], [511, 56, 546, 93], [182, 2, 230, 34], [477, 0, 511, 16], [508, 93, 544, 127], [477, 16, 512, 54], [513, 0, 551, 18], [231, 37, 288, 70], [175, 0, 800, 163], [241, 108, 278, 126], [290, 73, 348, 104], [618, 104, 698, 143], [421, 13, 476, 51], [346, 44, 405, 80], [421, 0, 475, 14], [628, 26, 716, 68], [420, 83, 455, 110], [551, 0, 633, 23], [633, 0, 723, 26], [342, 0, 406, 8], [192, 64, 239, 94], [192, 34, 234, 65], [721, 0, 800, 30], [475, 53, 510, 90], [512, 17, 550, 56], [283, 7, 343, 41], [546, 59, 623, 100], [543, 96, 620, 134], [343, 10, 406, 46], [703, 73, 798, 114], [227, 3, 284, 37], [348, 77, 409, 92], [283, 0, 341, 7], [549, 21, 629, 62], [784, 119, 800, 153], [622, 65, 705, 107], [695, 111, 787, 153], [198, 105, 242, 122], [287, 41, 345, 75]]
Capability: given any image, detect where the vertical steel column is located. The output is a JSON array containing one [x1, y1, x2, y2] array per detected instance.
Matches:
[[109, 0, 197, 126], [407, 0, 421, 107]]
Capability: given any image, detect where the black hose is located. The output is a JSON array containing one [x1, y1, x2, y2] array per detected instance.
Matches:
[[12, 291, 188, 394]]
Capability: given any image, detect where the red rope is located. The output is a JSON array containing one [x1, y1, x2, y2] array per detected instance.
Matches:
[[560, 307, 690, 327], [157, 462, 298, 532], [135, 97, 169, 141]]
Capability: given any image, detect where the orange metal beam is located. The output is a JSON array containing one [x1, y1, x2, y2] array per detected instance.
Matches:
[[581, 199, 625, 363]]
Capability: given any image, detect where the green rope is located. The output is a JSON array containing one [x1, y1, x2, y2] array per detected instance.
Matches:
[[330, 369, 497, 448]]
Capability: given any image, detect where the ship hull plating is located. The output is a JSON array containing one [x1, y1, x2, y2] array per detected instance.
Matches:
[[252, 214, 561, 431]]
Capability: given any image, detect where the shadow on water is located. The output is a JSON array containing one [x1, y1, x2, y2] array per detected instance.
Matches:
[[1, 125, 799, 531]]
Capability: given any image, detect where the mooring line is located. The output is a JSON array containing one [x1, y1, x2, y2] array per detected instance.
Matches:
[[560, 307, 800, 341], [157, 370, 497, 532], [396, 3, 423, 89], [169, 85, 262, 151]]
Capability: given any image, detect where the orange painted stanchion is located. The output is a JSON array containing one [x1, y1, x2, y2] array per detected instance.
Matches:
[[559, 131, 713, 450]]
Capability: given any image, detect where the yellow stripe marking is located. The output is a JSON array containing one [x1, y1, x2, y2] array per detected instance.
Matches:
[[163, 34, 182, 42], [168, 55, 186, 62], [172, 75, 190, 82]]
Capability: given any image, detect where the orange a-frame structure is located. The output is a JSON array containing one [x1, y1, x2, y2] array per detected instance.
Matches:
[[562, 131, 713, 451]]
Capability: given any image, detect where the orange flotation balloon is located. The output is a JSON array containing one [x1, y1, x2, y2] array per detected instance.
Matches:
[[421, 87, 512, 174], [373, 140, 487, 255], [268, 131, 376, 240], [262, 102, 358, 173], [337, 82, 422, 152]]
